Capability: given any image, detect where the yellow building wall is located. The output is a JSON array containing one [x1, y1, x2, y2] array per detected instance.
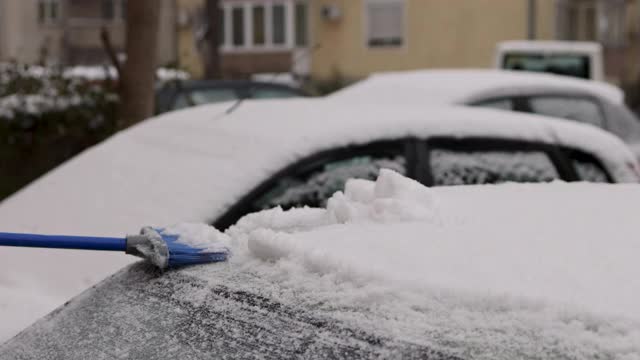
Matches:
[[310, 0, 557, 80], [176, 0, 205, 78]]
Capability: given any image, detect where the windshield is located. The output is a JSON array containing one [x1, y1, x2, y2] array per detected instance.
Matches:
[[502, 53, 591, 79], [172, 88, 239, 110]]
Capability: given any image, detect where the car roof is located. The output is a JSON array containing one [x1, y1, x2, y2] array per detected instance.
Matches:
[[4, 178, 640, 359], [328, 69, 624, 105]]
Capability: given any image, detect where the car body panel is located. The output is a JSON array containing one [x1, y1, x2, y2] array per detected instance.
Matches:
[[4, 181, 640, 359], [328, 69, 623, 106]]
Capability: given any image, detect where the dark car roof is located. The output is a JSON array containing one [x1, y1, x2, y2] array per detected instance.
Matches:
[[155, 79, 308, 114], [165, 79, 305, 91], [0, 262, 463, 360]]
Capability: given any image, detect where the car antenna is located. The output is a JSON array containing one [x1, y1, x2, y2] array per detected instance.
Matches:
[[223, 43, 321, 116]]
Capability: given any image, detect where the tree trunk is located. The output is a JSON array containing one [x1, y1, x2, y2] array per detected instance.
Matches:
[[204, 0, 222, 79], [118, 0, 160, 129]]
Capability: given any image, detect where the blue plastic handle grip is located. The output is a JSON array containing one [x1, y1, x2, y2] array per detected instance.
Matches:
[[0, 232, 126, 251]]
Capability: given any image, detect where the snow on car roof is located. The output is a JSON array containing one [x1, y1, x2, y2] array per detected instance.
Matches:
[[497, 40, 602, 54], [0, 98, 634, 235], [328, 69, 624, 105], [4, 171, 640, 359], [0, 99, 636, 341]]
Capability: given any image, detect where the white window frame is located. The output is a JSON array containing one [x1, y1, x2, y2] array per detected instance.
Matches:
[[363, 0, 406, 49], [219, 0, 308, 53]]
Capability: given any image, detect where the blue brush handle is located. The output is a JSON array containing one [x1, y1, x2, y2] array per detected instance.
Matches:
[[0, 232, 126, 251]]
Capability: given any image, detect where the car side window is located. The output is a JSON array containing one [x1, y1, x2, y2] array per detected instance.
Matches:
[[429, 149, 560, 185], [250, 144, 407, 211], [527, 96, 605, 128], [250, 87, 302, 99], [472, 98, 514, 111], [564, 149, 611, 183], [173, 88, 239, 110]]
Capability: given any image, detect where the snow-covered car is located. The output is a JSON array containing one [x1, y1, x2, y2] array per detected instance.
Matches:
[[2, 170, 640, 359], [329, 69, 640, 153], [0, 99, 638, 342]]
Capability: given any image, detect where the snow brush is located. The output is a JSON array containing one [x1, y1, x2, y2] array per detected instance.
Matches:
[[0, 227, 228, 270]]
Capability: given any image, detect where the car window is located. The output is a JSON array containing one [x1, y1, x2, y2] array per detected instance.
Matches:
[[172, 88, 239, 110], [254, 155, 406, 211], [565, 150, 611, 183], [573, 159, 609, 183], [250, 145, 407, 212], [527, 96, 604, 127], [250, 87, 301, 99], [503, 53, 591, 79], [471, 98, 514, 111], [429, 149, 560, 185]]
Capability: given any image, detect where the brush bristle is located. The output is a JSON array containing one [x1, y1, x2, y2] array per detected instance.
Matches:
[[161, 233, 229, 268]]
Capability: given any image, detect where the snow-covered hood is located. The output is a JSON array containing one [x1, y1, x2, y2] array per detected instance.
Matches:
[[4, 171, 640, 358], [329, 69, 624, 105]]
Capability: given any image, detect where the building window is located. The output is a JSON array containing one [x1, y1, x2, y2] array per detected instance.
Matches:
[[556, 0, 626, 46], [38, 0, 60, 24], [599, 1, 626, 47], [272, 4, 286, 45], [294, 2, 308, 47], [102, 0, 114, 20], [232, 7, 245, 46], [219, 8, 225, 44], [120, 0, 127, 20], [366, 0, 404, 47], [253, 6, 265, 45], [221, 0, 307, 51]]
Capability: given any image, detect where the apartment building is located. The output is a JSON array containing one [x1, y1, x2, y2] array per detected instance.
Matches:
[[0, 0, 177, 66], [556, 0, 640, 84]]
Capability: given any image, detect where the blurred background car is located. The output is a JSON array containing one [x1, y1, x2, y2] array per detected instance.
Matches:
[[329, 70, 640, 155], [155, 79, 308, 114], [495, 40, 604, 81]]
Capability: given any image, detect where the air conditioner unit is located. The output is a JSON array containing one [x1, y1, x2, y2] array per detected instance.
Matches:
[[321, 4, 342, 21]]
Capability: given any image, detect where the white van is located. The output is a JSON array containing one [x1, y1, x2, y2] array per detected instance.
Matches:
[[496, 40, 604, 82]]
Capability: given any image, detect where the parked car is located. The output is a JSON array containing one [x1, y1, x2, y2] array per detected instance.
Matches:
[[3, 169, 640, 359], [329, 69, 640, 154], [155, 79, 307, 114], [495, 40, 604, 81], [0, 99, 637, 342]]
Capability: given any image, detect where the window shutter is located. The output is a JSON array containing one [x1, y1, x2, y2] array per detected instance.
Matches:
[[367, 1, 403, 47]]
